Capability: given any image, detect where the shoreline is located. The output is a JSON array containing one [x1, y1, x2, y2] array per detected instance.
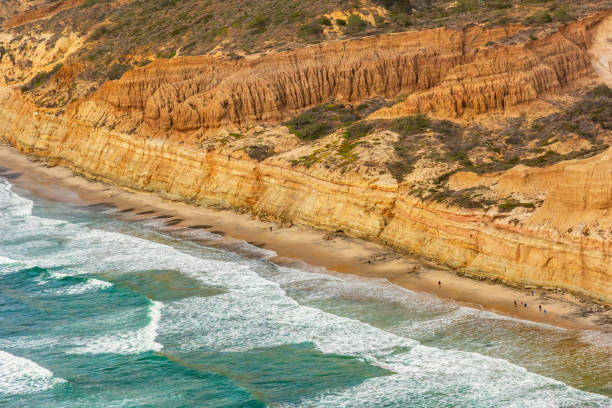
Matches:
[[0, 144, 610, 332]]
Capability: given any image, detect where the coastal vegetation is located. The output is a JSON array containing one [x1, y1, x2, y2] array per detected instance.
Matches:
[[286, 99, 391, 141], [4, 0, 607, 108], [283, 84, 612, 211]]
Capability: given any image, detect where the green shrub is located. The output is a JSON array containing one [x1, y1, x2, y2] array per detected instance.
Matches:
[[22, 63, 63, 91], [343, 122, 373, 140], [89, 25, 109, 41], [387, 161, 414, 182], [319, 16, 332, 26], [378, 0, 411, 13], [157, 50, 176, 59], [336, 18, 347, 26], [248, 14, 269, 33], [246, 145, 274, 161], [551, 2, 571, 22], [526, 11, 552, 25], [286, 102, 359, 140], [299, 21, 323, 42], [488, 0, 512, 9], [344, 14, 368, 33], [425, 187, 495, 209], [81, 0, 112, 8], [107, 63, 130, 80], [393, 114, 430, 135], [389, 12, 412, 27], [337, 141, 364, 161], [498, 200, 535, 213], [521, 150, 561, 167], [374, 15, 389, 27], [454, 0, 479, 12], [432, 119, 462, 138], [488, 14, 514, 27], [289, 119, 331, 140], [171, 26, 188, 36]]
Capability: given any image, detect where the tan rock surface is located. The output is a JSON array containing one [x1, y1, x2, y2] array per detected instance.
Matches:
[[3, 0, 84, 29], [1, 14, 612, 304]]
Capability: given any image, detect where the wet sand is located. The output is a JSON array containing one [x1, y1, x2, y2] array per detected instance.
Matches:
[[0, 144, 610, 332]]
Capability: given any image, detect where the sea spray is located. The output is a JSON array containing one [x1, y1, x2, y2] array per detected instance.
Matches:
[[0, 350, 66, 395]]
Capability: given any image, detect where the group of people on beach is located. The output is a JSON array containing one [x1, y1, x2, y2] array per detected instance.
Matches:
[[400, 271, 550, 317], [514, 294, 546, 314]]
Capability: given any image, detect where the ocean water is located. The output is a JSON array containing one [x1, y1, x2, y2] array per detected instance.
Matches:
[[0, 176, 610, 408]]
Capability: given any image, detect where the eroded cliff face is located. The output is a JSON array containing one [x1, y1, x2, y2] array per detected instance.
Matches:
[[90, 16, 605, 137], [3, 0, 84, 29], [1, 14, 612, 304]]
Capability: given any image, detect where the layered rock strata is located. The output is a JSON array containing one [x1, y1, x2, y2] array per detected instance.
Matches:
[[91, 15, 606, 137], [0, 15, 611, 304]]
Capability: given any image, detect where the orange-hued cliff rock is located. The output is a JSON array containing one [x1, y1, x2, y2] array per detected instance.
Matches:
[[3, 0, 84, 29], [91, 17, 595, 135], [1, 12, 612, 304]]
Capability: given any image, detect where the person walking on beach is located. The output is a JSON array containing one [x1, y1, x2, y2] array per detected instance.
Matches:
[[514, 300, 517, 308], [524, 303, 527, 308], [539, 305, 542, 312], [438, 281, 441, 288]]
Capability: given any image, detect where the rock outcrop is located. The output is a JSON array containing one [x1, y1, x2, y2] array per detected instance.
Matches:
[[3, 0, 84, 29], [91, 16, 606, 137], [0, 14, 612, 304]]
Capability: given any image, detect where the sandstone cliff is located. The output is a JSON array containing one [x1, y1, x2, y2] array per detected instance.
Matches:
[[1, 14, 612, 304], [3, 0, 84, 29], [90, 16, 603, 137]]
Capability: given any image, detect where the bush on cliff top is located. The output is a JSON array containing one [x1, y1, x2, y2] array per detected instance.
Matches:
[[246, 145, 274, 161], [343, 14, 369, 34], [286, 99, 394, 141], [285, 102, 358, 140]]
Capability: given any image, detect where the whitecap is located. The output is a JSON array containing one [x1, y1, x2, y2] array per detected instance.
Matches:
[[0, 255, 34, 275], [0, 350, 66, 395], [0, 177, 608, 405], [70, 300, 162, 354], [0, 255, 19, 264], [580, 329, 612, 365], [284, 344, 611, 407], [48, 278, 113, 295], [0, 178, 33, 218], [159, 262, 611, 406]]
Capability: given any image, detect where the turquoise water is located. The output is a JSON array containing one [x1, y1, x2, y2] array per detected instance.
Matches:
[[0, 176, 610, 407]]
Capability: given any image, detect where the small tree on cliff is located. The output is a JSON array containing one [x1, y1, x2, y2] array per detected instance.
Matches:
[[379, 0, 412, 13]]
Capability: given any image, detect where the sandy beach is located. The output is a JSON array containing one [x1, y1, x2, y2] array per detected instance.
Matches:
[[0, 144, 610, 332]]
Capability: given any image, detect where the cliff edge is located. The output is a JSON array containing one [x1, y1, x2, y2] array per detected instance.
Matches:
[[1, 5, 612, 303]]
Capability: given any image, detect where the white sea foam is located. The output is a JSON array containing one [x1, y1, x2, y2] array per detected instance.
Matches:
[[0, 176, 609, 405], [0, 336, 60, 351], [159, 259, 611, 406], [0, 255, 19, 264], [225, 239, 277, 260], [581, 329, 612, 348], [273, 265, 450, 313], [272, 265, 564, 335], [282, 344, 610, 407], [70, 301, 162, 354], [0, 350, 66, 395], [49, 278, 113, 295], [0, 254, 34, 275], [580, 329, 612, 364]]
